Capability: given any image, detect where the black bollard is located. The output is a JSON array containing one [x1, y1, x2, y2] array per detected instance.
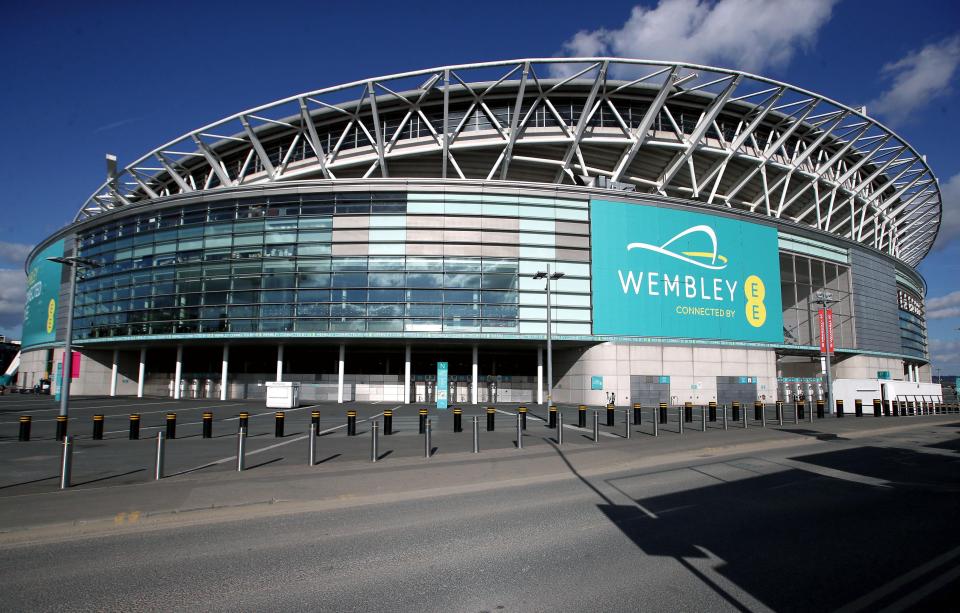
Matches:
[[453, 408, 463, 433], [166, 413, 177, 439], [202, 411, 213, 438], [873, 399, 882, 417], [732, 401, 741, 422], [419, 408, 428, 434], [659, 402, 668, 425], [578, 404, 587, 428], [384, 409, 393, 435], [549, 405, 558, 429], [836, 399, 844, 418], [55, 415, 67, 441], [275, 412, 285, 437], [883, 399, 891, 417], [517, 407, 527, 430], [129, 414, 140, 440], [816, 399, 825, 419], [18, 415, 31, 441], [92, 414, 104, 440], [796, 401, 804, 420], [486, 407, 495, 431], [606, 403, 615, 427], [775, 401, 783, 425], [754, 401, 763, 422], [347, 410, 357, 436], [855, 399, 863, 417], [708, 401, 717, 422], [684, 402, 693, 423], [311, 410, 321, 436], [633, 403, 642, 425], [239, 411, 250, 434]]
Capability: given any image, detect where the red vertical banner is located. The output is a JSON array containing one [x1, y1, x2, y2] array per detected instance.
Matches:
[[62, 351, 81, 379], [818, 309, 834, 354]]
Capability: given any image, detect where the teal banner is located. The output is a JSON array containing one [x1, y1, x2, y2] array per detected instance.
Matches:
[[590, 200, 782, 343], [22, 240, 64, 348], [436, 362, 448, 409]]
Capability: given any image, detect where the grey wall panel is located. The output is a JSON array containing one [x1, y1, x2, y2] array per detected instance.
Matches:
[[849, 248, 901, 354]]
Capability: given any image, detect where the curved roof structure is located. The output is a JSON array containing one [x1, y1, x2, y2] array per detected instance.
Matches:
[[77, 58, 941, 266]]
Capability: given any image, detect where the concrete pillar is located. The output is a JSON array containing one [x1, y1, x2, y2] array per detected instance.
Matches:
[[109, 349, 119, 397], [137, 348, 146, 398], [471, 345, 479, 405], [337, 344, 346, 404], [276, 344, 284, 382], [173, 345, 183, 400], [404, 344, 411, 404], [537, 346, 543, 405], [220, 345, 229, 401]]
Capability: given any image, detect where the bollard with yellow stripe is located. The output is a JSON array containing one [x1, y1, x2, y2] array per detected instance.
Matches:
[[238, 411, 250, 434], [453, 407, 463, 432], [165, 413, 177, 439], [347, 410, 358, 436], [486, 406, 496, 431], [311, 410, 321, 436], [129, 414, 140, 440], [55, 415, 68, 441], [275, 411, 285, 438], [418, 408, 428, 434], [92, 414, 105, 440], [549, 405, 558, 429], [517, 406, 527, 430], [202, 411, 213, 438], [384, 409, 394, 435], [18, 415, 31, 442], [578, 404, 587, 428]]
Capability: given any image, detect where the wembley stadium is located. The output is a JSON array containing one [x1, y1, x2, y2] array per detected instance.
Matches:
[[16, 58, 942, 408]]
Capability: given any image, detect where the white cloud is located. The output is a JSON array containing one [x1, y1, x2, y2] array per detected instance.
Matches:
[[554, 0, 837, 74], [867, 35, 960, 125], [0, 241, 33, 267], [0, 269, 26, 340], [932, 171, 960, 251], [927, 290, 960, 311]]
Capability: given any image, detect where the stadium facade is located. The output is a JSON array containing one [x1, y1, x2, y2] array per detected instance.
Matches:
[[19, 58, 940, 406]]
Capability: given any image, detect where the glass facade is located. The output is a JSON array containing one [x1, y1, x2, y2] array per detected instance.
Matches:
[[779, 252, 855, 349], [898, 289, 928, 358], [71, 191, 593, 339]]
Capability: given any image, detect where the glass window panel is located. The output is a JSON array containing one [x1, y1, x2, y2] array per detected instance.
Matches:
[[204, 278, 230, 292], [233, 233, 263, 246], [204, 263, 231, 277], [443, 319, 480, 331], [330, 319, 366, 332], [332, 272, 367, 287], [259, 319, 294, 332], [178, 226, 203, 239], [407, 273, 443, 288], [264, 245, 295, 258], [482, 274, 518, 290], [298, 289, 330, 302], [297, 259, 331, 272], [228, 319, 257, 332], [444, 304, 480, 318], [260, 290, 295, 303], [295, 318, 330, 332], [482, 305, 518, 318], [232, 261, 262, 276], [331, 303, 366, 317], [298, 273, 330, 288], [444, 289, 479, 303], [298, 216, 333, 229], [367, 319, 403, 332], [204, 235, 232, 249], [204, 222, 232, 236], [299, 244, 332, 256], [204, 291, 228, 305], [229, 305, 259, 317], [263, 274, 296, 289], [811, 259, 826, 291], [332, 257, 367, 271], [368, 256, 405, 270], [230, 291, 258, 304], [482, 258, 518, 273], [332, 288, 367, 302], [482, 290, 517, 304], [300, 203, 334, 216], [444, 257, 482, 272], [369, 273, 405, 287], [204, 248, 231, 261], [261, 304, 294, 318], [178, 238, 202, 251], [298, 230, 331, 242], [265, 231, 298, 244], [368, 304, 403, 317], [407, 304, 442, 317], [369, 289, 404, 302], [794, 258, 811, 285], [297, 303, 330, 317], [779, 254, 794, 283], [444, 273, 481, 289], [406, 257, 443, 271], [408, 289, 442, 302], [265, 218, 298, 230], [233, 277, 260, 290]]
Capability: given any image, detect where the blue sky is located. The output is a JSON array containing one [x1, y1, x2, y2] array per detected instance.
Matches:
[[0, 0, 957, 371]]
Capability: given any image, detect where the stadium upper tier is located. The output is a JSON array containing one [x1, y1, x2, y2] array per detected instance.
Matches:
[[76, 58, 941, 266]]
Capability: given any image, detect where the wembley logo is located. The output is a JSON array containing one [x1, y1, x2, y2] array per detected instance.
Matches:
[[626, 224, 728, 270]]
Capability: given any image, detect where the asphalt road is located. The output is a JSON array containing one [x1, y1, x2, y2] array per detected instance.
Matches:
[[0, 413, 958, 612]]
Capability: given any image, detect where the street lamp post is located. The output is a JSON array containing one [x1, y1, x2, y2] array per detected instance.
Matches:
[[533, 266, 564, 407], [48, 255, 99, 419], [814, 290, 838, 411]]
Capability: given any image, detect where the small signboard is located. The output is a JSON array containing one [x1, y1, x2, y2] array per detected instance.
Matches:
[[658, 375, 670, 384], [436, 362, 448, 409], [591, 376, 603, 390], [877, 371, 891, 380]]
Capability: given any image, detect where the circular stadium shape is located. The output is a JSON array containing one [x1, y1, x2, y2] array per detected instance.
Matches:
[[18, 58, 939, 407]]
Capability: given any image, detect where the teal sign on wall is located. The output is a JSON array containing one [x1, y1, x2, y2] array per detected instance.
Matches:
[[22, 240, 64, 349], [436, 362, 448, 409], [591, 376, 603, 390], [590, 200, 782, 343]]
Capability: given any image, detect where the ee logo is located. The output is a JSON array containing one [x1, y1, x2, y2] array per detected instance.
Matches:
[[46, 299, 56, 334], [744, 275, 766, 328]]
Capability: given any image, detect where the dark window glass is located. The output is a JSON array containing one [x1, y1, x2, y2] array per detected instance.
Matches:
[[369, 289, 404, 302], [332, 272, 367, 287]]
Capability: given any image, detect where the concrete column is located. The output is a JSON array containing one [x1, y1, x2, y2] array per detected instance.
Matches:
[[137, 348, 146, 398], [337, 344, 346, 404], [471, 345, 478, 405], [537, 346, 543, 405], [173, 345, 183, 400], [404, 344, 411, 404], [276, 344, 284, 382], [220, 345, 229, 401], [109, 349, 119, 397]]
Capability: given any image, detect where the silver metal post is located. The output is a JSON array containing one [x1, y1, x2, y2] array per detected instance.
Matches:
[[309, 422, 317, 466], [371, 420, 379, 462], [154, 431, 165, 480], [723, 404, 728, 430], [701, 406, 706, 432], [794, 404, 799, 425], [808, 401, 813, 423], [761, 405, 766, 428], [778, 404, 784, 427], [557, 411, 563, 445], [546, 266, 552, 408], [516, 413, 523, 450], [237, 427, 246, 471], [424, 419, 432, 458], [59, 435, 73, 490], [654, 408, 659, 437], [679, 407, 684, 435], [593, 411, 599, 442], [472, 416, 479, 453], [625, 410, 631, 439], [743, 407, 748, 429]]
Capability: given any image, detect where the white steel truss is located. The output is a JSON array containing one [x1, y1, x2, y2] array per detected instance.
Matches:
[[75, 58, 942, 266]]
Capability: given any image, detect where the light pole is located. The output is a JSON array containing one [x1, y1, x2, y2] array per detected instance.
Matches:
[[48, 254, 99, 418], [814, 290, 838, 411], [533, 266, 564, 407]]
